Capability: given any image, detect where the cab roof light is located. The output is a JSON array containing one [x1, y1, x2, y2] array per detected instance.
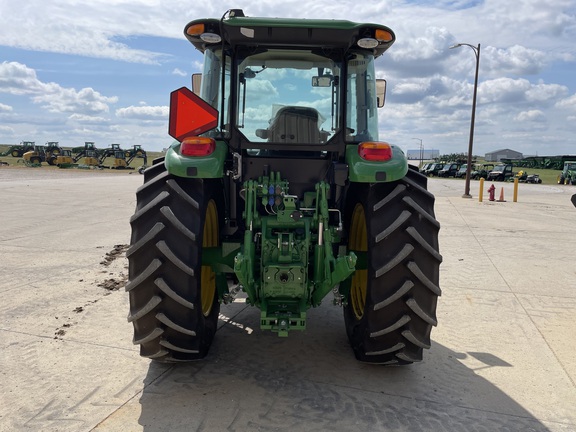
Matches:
[[186, 23, 205, 36], [180, 137, 216, 157], [358, 142, 393, 161], [200, 32, 222, 43], [186, 23, 221, 44], [357, 28, 394, 49], [375, 29, 394, 43]]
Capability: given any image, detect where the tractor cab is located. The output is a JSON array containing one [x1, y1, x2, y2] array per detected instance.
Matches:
[[168, 10, 404, 216], [180, 13, 391, 154]]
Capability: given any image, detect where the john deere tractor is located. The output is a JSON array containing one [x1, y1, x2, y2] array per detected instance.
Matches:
[[558, 161, 576, 185], [127, 10, 442, 365]]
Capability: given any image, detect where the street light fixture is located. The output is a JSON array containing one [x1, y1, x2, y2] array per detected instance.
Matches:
[[450, 42, 481, 198], [412, 138, 423, 169]]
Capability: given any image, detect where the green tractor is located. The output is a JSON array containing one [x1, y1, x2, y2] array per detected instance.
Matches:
[[558, 161, 576, 185], [2, 141, 36, 158], [127, 10, 442, 365]]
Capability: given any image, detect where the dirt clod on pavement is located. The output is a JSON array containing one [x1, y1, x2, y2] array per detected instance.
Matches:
[[100, 244, 129, 266]]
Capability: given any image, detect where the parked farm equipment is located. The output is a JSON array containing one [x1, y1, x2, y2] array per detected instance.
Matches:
[[558, 161, 576, 185], [22, 142, 62, 166], [98, 144, 147, 170], [124, 145, 147, 168], [471, 164, 494, 180], [438, 162, 460, 178], [423, 162, 444, 176], [0, 141, 36, 158], [514, 170, 542, 184], [72, 142, 101, 166], [487, 164, 514, 181], [55, 149, 74, 168]]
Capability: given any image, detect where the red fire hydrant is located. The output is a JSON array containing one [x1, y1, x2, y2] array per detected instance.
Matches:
[[488, 184, 496, 201]]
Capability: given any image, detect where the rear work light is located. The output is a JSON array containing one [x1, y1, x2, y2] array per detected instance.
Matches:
[[357, 38, 379, 49], [181, 137, 216, 157], [358, 142, 393, 161]]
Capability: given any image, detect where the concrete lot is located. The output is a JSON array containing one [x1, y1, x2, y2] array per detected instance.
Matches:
[[1, 167, 575, 432]]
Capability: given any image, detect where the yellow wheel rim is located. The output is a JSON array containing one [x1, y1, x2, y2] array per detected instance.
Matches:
[[349, 203, 368, 320], [201, 199, 218, 317]]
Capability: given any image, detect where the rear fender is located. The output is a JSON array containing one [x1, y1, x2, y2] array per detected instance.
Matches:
[[345, 144, 408, 182], [165, 140, 227, 178]]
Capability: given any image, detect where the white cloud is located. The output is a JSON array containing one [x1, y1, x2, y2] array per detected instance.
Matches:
[[526, 82, 568, 103], [33, 87, 117, 114], [392, 27, 454, 63], [0, 61, 117, 114], [0, 102, 13, 112], [68, 114, 109, 123], [0, 2, 171, 64], [0, 125, 15, 134], [172, 68, 187, 77], [482, 45, 547, 76], [245, 80, 279, 101], [477, 78, 568, 105], [115, 105, 169, 119], [556, 94, 576, 110], [0, 61, 46, 95], [514, 110, 546, 122], [190, 60, 204, 73]]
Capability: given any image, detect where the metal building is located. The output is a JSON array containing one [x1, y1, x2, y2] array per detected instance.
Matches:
[[406, 149, 440, 160], [484, 148, 523, 162]]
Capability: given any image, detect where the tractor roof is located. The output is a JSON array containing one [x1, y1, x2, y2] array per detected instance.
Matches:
[[184, 12, 395, 57]]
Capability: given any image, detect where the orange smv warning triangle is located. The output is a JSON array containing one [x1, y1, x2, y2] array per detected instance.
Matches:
[[168, 87, 218, 141]]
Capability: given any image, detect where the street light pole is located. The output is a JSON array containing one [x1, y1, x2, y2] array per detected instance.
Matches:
[[412, 137, 423, 169], [450, 42, 481, 198]]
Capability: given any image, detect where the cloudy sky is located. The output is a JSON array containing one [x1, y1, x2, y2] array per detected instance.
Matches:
[[1, 0, 575, 156]]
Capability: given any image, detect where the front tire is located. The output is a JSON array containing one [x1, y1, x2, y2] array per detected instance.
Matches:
[[126, 159, 221, 362], [343, 168, 442, 364]]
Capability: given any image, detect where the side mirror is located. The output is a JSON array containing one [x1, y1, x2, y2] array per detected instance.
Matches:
[[243, 68, 256, 79], [192, 73, 202, 96], [312, 76, 332, 87], [376, 79, 387, 108], [571, 194, 576, 208], [256, 129, 269, 139]]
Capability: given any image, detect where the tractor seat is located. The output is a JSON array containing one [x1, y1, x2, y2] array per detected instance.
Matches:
[[267, 106, 322, 144]]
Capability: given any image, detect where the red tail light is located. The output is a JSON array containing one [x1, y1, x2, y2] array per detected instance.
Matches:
[[358, 142, 393, 161], [181, 137, 216, 156]]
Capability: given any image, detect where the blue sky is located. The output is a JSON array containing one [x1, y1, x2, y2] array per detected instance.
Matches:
[[1, 0, 575, 155]]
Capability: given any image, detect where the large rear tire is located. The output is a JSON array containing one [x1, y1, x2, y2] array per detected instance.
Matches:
[[126, 159, 221, 362], [343, 167, 442, 364]]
